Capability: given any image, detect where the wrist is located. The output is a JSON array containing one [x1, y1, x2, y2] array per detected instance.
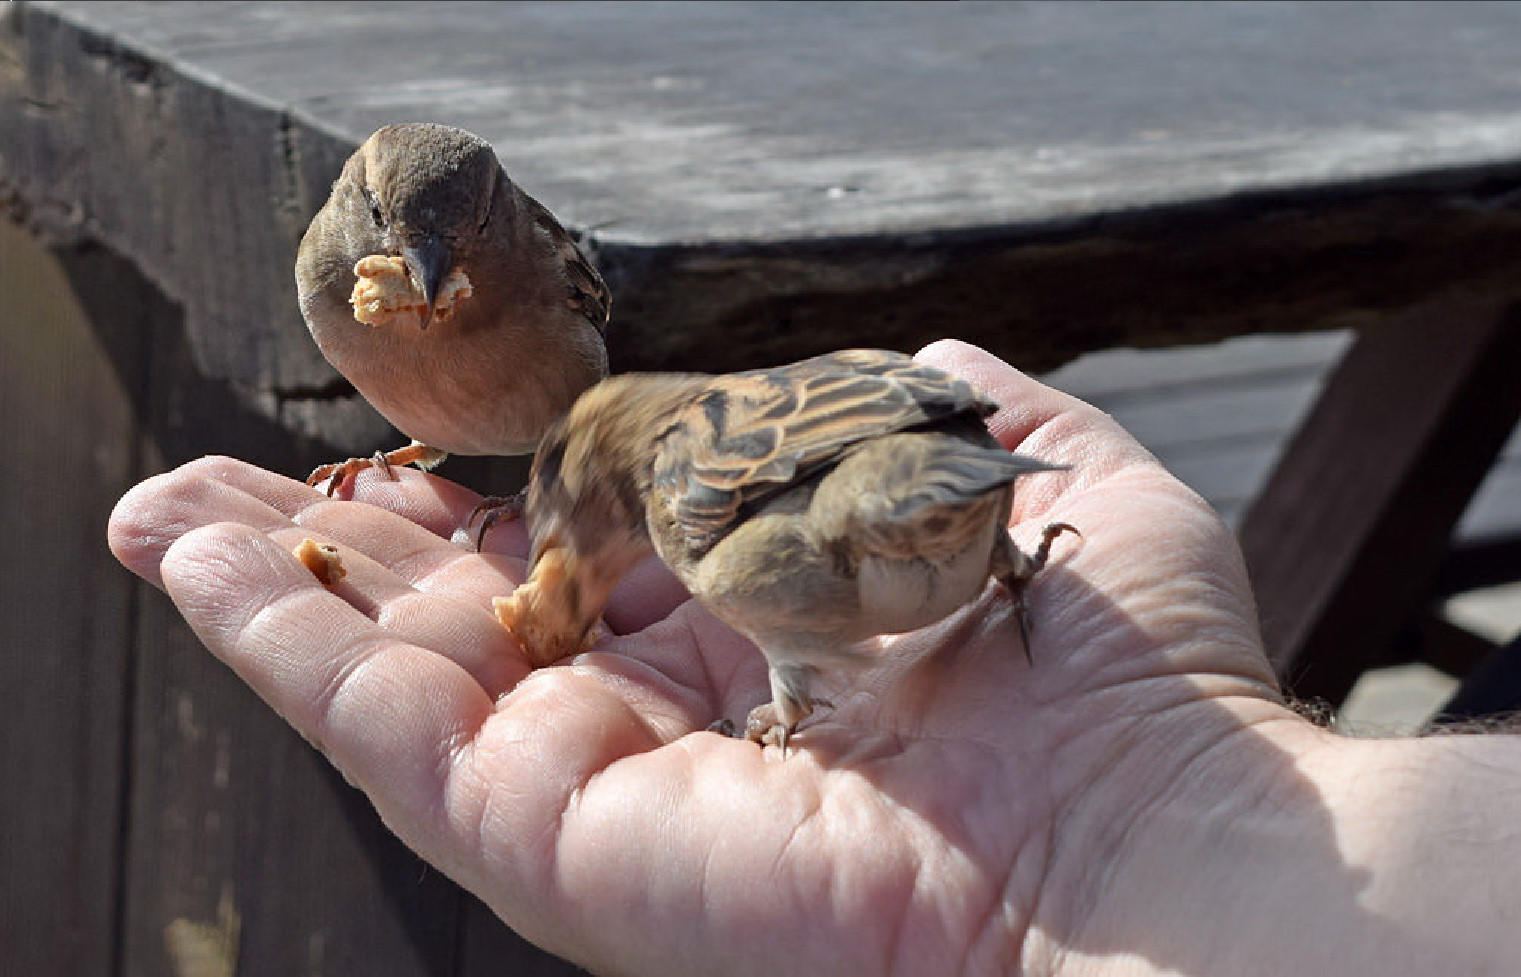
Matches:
[[1033, 696, 1521, 977]]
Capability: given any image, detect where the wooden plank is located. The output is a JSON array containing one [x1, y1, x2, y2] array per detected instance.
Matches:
[[1042, 332, 1354, 402], [119, 597, 465, 977], [0, 219, 137, 974], [1239, 293, 1521, 702], [16, 3, 1521, 413], [37, 2, 1521, 246], [1455, 451, 1521, 543], [458, 895, 590, 977]]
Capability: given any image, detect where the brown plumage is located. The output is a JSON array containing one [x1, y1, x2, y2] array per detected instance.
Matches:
[[295, 122, 610, 489], [497, 349, 1077, 750]]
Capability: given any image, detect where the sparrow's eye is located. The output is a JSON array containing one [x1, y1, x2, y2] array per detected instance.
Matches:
[[365, 191, 385, 227]]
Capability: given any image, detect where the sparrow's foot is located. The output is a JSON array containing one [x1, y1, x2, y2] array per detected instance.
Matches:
[[741, 696, 834, 755], [467, 488, 528, 550], [743, 703, 792, 752], [306, 442, 448, 496], [998, 521, 1082, 662]]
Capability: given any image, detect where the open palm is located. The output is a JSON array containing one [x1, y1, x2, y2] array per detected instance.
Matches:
[[109, 340, 1288, 976]]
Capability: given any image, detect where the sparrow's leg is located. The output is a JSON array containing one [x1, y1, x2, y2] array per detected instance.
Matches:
[[994, 521, 1080, 662], [744, 662, 830, 755], [307, 441, 448, 496], [467, 489, 528, 550]]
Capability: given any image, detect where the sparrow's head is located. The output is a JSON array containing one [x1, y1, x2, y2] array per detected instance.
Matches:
[[350, 123, 505, 324], [524, 376, 686, 570], [503, 376, 700, 661]]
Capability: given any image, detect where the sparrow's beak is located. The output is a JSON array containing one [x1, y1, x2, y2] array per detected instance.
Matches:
[[402, 235, 452, 329]]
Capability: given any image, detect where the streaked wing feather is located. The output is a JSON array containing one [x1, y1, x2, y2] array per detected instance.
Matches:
[[654, 349, 999, 547], [523, 194, 612, 334], [846, 444, 1064, 559]]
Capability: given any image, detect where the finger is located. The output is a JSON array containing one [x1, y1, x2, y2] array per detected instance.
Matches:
[[916, 339, 1161, 524], [110, 457, 313, 588], [221, 458, 537, 596], [602, 555, 692, 635], [111, 457, 525, 599], [342, 465, 533, 558], [158, 520, 748, 924], [159, 522, 498, 840], [264, 525, 526, 695]]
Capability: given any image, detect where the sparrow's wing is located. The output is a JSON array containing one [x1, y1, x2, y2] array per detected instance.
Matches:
[[522, 194, 612, 335], [817, 432, 1067, 559], [653, 349, 999, 547]]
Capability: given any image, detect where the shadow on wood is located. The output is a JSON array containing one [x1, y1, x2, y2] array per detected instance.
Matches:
[[1241, 292, 1521, 703]]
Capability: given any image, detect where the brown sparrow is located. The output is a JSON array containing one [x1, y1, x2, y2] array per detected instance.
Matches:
[[495, 349, 1077, 750], [295, 122, 610, 492]]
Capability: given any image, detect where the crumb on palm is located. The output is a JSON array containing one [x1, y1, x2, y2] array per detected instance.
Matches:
[[293, 537, 346, 586]]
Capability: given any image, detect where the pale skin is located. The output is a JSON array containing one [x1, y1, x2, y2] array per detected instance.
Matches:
[[108, 340, 1521, 976]]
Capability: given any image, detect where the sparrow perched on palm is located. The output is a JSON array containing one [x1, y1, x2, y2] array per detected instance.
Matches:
[[295, 122, 610, 492], [495, 348, 1077, 749]]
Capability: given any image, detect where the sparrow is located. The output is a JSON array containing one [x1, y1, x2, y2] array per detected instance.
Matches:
[[494, 349, 1078, 750], [295, 122, 610, 493]]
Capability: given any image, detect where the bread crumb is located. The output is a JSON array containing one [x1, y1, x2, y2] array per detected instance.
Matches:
[[350, 254, 473, 328], [293, 538, 346, 586]]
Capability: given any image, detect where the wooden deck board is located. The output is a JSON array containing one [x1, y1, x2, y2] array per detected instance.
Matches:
[[0, 208, 137, 977], [1046, 332, 1521, 545]]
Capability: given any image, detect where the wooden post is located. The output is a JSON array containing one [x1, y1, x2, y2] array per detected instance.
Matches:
[[1240, 293, 1521, 703]]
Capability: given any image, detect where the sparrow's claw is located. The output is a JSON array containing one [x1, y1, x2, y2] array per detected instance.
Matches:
[[468, 489, 528, 550], [743, 704, 790, 753], [306, 442, 447, 496], [306, 451, 389, 496], [999, 521, 1082, 663], [742, 696, 834, 756], [1031, 521, 1082, 572]]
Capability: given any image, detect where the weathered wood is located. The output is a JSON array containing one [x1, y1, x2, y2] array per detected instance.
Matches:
[[12, 3, 1521, 440], [1240, 295, 1521, 702], [31, 2, 1521, 245], [0, 213, 138, 977], [1431, 634, 1521, 724], [459, 894, 589, 977], [1391, 614, 1498, 681]]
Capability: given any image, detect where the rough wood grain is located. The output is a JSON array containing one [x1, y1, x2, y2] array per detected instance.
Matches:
[[34, 2, 1521, 244], [11, 3, 1521, 450], [0, 212, 138, 977]]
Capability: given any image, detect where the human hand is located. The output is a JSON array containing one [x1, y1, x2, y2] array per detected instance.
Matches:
[[108, 340, 1298, 976]]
